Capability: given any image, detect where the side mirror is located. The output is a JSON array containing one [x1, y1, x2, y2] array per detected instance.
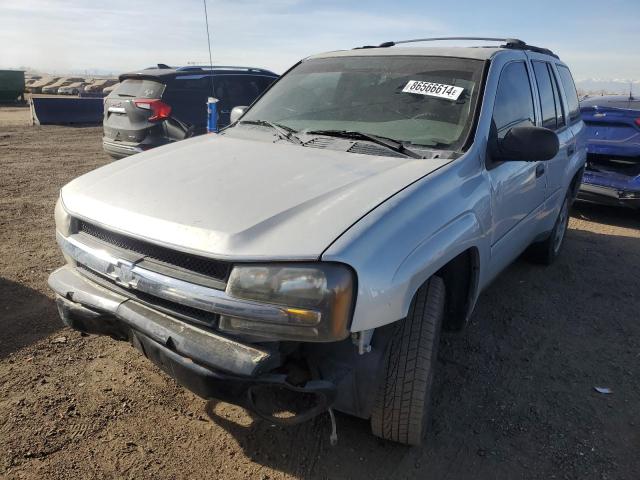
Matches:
[[230, 106, 248, 124], [492, 125, 559, 161]]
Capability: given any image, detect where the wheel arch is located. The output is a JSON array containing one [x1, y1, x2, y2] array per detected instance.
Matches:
[[392, 211, 485, 331], [569, 165, 585, 201], [434, 247, 481, 330]]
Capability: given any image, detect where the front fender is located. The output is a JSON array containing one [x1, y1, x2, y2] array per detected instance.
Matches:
[[322, 155, 490, 332], [394, 211, 484, 320]]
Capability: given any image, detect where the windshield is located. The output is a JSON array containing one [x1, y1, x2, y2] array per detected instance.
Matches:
[[241, 55, 485, 150]]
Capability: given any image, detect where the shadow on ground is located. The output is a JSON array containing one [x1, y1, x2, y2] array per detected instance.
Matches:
[[0, 278, 60, 358], [572, 201, 640, 229], [200, 226, 640, 479]]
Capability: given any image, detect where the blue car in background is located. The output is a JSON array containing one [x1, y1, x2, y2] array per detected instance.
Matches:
[[578, 95, 640, 208]]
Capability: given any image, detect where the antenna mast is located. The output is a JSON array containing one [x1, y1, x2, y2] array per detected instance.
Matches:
[[203, 0, 215, 98]]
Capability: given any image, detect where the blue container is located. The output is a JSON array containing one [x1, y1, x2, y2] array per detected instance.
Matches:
[[207, 97, 219, 133], [30, 96, 104, 125]]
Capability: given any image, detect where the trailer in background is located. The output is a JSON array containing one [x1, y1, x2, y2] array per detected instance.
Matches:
[[0, 70, 25, 102], [30, 96, 103, 125]]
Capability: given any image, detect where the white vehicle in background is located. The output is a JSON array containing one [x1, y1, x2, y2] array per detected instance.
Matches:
[[101, 83, 119, 96], [27, 76, 59, 94], [82, 78, 118, 96], [42, 77, 85, 94], [58, 81, 90, 95]]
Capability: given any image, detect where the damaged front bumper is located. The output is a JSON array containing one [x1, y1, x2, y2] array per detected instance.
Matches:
[[578, 169, 640, 208], [48, 266, 337, 423]]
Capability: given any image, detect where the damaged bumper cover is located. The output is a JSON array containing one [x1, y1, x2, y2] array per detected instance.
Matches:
[[48, 266, 336, 422], [578, 170, 640, 208]]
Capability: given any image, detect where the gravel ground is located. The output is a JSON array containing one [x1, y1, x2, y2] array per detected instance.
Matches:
[[1, 105, 639, 479]]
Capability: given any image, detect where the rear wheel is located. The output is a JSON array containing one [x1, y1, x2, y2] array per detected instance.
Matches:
[[370, 276, 445, 446], [527, 191, 571, 265]]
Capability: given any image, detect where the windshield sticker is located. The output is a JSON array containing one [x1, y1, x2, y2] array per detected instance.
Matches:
[[402, 80, 464, 100]]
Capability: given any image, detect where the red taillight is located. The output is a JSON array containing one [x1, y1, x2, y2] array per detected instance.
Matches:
[[635, 118, 640, 128], [133, 99, 171, 121]]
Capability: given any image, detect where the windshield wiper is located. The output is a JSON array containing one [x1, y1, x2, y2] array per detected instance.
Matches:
[[239, 119, 303, 145], [304, 130, 423, 159]]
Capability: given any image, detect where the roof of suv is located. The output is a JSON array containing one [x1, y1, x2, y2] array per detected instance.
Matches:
[[308, 37, 559, 62], [119, 65, 278, 82], [310, 46, 505, 61]]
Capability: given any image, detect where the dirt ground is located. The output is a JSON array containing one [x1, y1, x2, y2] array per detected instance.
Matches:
[[1, 104, 639, 480]]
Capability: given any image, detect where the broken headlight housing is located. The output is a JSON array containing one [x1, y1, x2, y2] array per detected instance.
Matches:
[[220, 263, 355, 342]]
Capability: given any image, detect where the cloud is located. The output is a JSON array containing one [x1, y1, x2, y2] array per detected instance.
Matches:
[[1, 0, 638, 81], [0, 0, 445, 73]]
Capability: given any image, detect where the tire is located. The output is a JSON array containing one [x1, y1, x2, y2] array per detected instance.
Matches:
[[370, 276, 445, 446], [527, 190, 571, 265]]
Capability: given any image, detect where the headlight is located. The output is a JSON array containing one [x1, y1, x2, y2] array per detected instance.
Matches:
[[54, 196, 72, 237], [220, 263, 355, 342]]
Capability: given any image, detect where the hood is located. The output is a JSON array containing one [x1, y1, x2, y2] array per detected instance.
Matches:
[[62, 134, 451, 260]]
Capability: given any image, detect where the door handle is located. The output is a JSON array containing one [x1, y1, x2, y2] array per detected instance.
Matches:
[[535, 163, 545, 178], [567, 144, 576, 156]]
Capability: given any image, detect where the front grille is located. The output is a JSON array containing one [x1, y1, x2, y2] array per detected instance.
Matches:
[[77, 263, 218, 329], [78, 220, 231, 281]]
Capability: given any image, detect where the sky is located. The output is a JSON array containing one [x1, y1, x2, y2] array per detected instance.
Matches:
[[1, 0, 639, 82]]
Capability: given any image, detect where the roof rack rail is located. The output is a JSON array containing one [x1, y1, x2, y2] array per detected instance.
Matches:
[[377, 37, 525, 48], [175, 65, 276, 74], [356, 37, 558, 58]]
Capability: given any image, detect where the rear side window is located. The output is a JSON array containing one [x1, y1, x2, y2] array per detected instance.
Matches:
[[556, 65, 580, 123], [214, 75, 277, 110], [493, 62, 535, 137], [532, 61, 565, 130], [549, 67, 566, 128], [113, 79, 164, 99], [532, 61, 558, 130]]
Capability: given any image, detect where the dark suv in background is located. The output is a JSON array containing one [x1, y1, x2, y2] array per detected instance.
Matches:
[[103, 65, 278, 158]]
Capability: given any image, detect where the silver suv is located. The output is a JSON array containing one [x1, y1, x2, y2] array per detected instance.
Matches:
[[49, 38, 586, 445]]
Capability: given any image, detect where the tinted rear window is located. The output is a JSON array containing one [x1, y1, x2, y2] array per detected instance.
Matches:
[[549, 67, 566, 128], [167, 74, 276, 105], [532, 61, 558, 130], [213, 75, 277, 108], [113, 79, 165, 98], [556, 66, 580, 123]]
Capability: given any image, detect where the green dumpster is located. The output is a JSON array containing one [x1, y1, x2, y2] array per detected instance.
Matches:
[[0, 70, 25, 102]]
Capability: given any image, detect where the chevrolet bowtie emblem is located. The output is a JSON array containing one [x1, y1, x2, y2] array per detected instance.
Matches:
[[108, 259, 137, 289]]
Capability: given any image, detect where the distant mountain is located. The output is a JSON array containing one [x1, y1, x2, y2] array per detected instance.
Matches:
[[575, 78, 639, 96]]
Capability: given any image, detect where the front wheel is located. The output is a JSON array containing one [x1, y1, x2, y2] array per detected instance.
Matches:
[[370, 276, 445, 446], [527, 191, 571, 265]]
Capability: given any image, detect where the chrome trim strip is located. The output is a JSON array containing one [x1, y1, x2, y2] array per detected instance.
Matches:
[[57, 232, 291, 324], [102, 140, 143, 153]]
